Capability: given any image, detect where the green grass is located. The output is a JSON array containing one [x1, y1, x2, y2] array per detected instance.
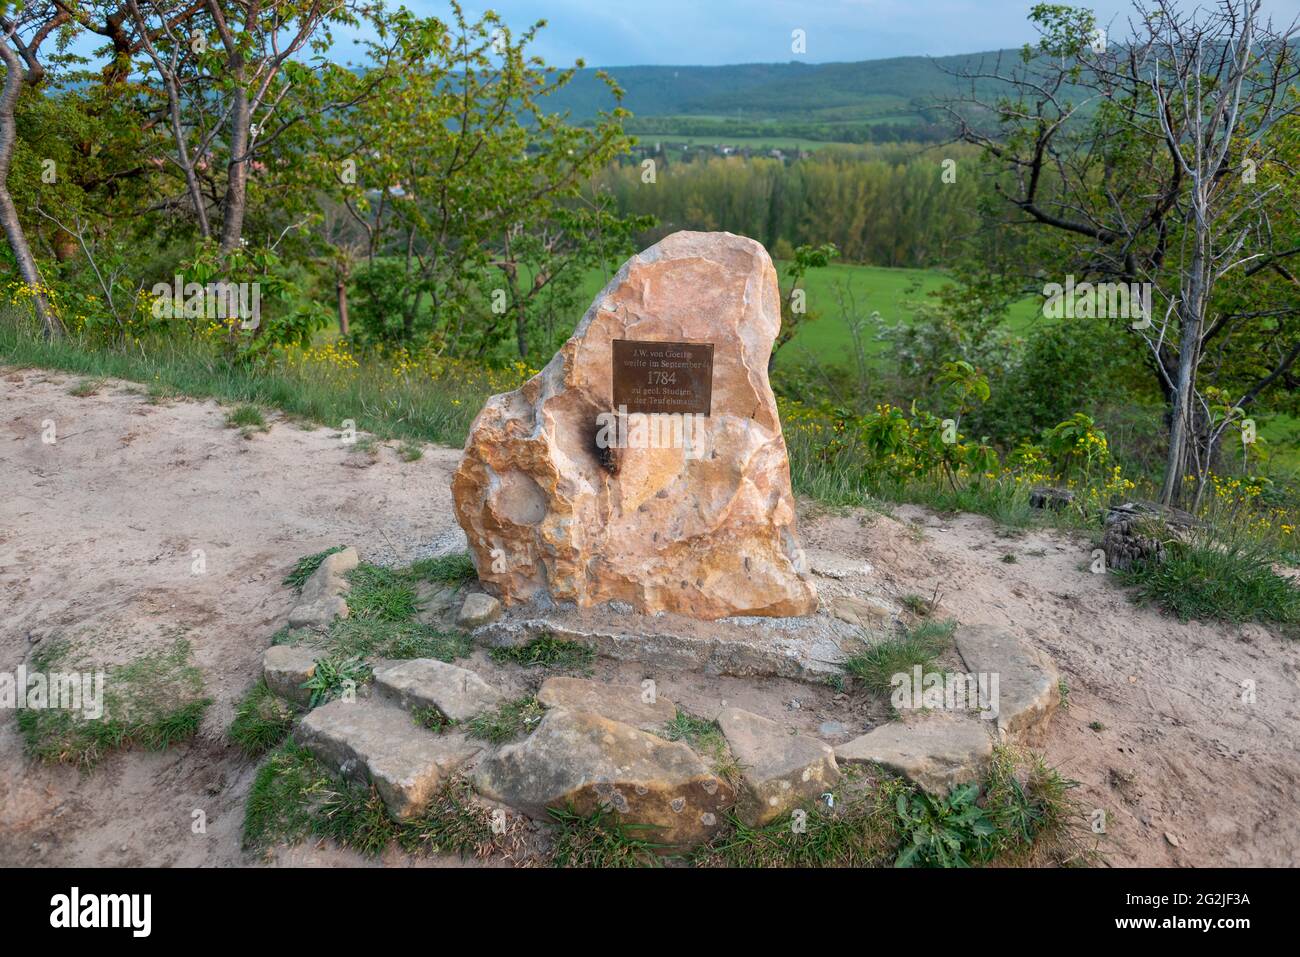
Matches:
[[1118, 539, 1300, 629], [283, 546, 346, 592], [18, 637, 210, 769], [243, 743, 510, 859], [841, 619, 957, 699], [398, 441, 423, 462], [325, 618, 473, 661], [696, 747, 1093, 868], [408, 552, 478, 585], [300, 655, 371, 708], [546, 807, 666, 867], [224, 402, 267, 432], [228, 679, 296, 757], [465, 696, 546, 744], [412, 706, 456, 733], [660, 709, 743, 789], [488, 634, 595, 671], [346, 564, 419, 623]]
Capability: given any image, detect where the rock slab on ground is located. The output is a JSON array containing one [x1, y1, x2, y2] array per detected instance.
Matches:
[[835, 713, 993, 795], [452, 230, 817, 620], [294, 697, 481, 819], [372, 657, 504, 723], [472, 708, 733, 847], [456, 592, 501, 628], [287, 547, 358, 629], [954, 623, 1060, 742], [536, 676, 677, 731], [262, 644, 319, 706], [716, 707, 839, 825]]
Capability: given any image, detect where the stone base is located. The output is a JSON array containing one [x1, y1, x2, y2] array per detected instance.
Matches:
[[474, 598, 861, 680]]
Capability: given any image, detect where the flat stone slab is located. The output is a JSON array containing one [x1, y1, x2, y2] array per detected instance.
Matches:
[[456, 592, 501, 628], [295, 697, 481, 819], [477, 600, 857, 680], [472, 708, 733, 849], [287, 547, 358, 630], [835, 713, 993, 795], [262, 645, 319, 707], [372, 658, 504, 723], [955, 624, 1060, 742], [537, 676, 677, 731], [716, 707, 839, 826]]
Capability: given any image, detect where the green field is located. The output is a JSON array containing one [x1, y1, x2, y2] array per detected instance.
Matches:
[[569, 261, 1044, 373]]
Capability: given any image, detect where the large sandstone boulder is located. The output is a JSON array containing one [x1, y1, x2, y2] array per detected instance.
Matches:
[[452, 231, 816, 619]]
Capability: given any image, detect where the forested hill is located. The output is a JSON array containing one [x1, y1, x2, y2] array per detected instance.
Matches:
[[540, 51, 1026, 141]]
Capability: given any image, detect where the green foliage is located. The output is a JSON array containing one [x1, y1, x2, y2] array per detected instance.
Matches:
[[228, 679, 296, 757], [224, 403, 267, 433]]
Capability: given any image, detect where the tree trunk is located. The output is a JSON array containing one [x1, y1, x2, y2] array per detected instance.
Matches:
[[219, 80, 249, 254], [335, 277, 349, 337], [0, 38, 61, 339], [1159, 244, 1207, 506]]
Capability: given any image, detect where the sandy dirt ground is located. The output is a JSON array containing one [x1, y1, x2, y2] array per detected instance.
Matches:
[[1, 366, 1297, 867]]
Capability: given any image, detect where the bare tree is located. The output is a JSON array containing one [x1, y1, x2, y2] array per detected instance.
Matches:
[[0, 6, 66, 339], [949, 0, 1300, 505]]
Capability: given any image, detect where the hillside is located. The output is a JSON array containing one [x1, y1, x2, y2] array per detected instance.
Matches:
[[542, 50, 1030, 142]]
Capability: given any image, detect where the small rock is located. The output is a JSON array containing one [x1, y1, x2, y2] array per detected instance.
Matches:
[[262, 645, 320, 706], [456, 593, 501, 628], [287, 547, 358, 630], [716, 707, 840, 826], [415, 581, 461, 625], [295, 698, 481, 819], [472, 709, 732, 848], [818, 720, 849, 737], [1165, 831, 1180, 847], [1029, 487, 1074, 510], [536, 676, 677, 731], [830, 594, 892, 627], [835, 713, 993, 795], [372, 658, 504, 722]]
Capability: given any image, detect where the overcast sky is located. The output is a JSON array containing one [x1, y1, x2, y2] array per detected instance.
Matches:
[[399, 0, 1300, 66]]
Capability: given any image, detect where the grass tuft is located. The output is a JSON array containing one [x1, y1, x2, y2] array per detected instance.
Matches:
[[841, 619, 956, 698], [408, 552, 477, 585], [547, 807, 665, 867], [228, 679, 297, 757], [347, 564, 419, 623], [488, 634, 594, 671], [466, 696, 546, 744], [283, 546, 346, 592]]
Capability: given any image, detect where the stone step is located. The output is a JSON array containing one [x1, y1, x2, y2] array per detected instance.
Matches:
[[262, 645, 320, 707], [716, 707, 839, 826], [536, 676, 677, 731], [371, 658, 504, 723], [954, 624, 1061, 743], [294, 697, 481, 819], [835, 712, 993, 796]]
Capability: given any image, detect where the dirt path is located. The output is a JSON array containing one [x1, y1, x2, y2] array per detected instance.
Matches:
[[2, 366, 1296, 866]]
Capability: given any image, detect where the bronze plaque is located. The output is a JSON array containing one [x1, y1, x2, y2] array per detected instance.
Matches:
[[611, 339, 714, 415]]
